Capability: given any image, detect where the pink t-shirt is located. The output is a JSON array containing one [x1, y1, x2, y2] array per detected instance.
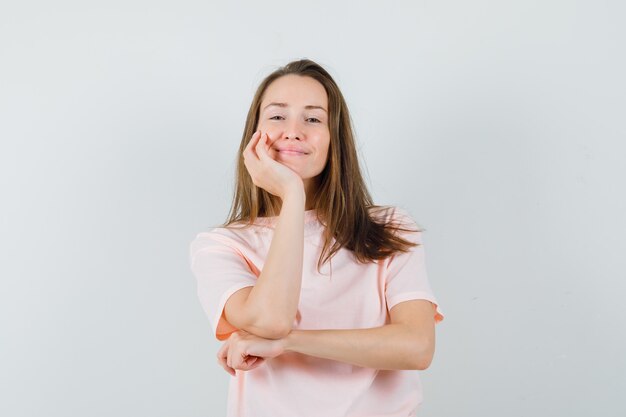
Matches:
[[189, 206, 445, 417]]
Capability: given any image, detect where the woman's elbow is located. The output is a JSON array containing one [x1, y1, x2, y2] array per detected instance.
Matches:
[[413, 353, 434, 370], [248, 318, 292, 340], [406, 335, 435, 370]]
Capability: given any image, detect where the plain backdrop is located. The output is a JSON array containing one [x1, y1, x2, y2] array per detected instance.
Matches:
[[1, 1, 625, 416]]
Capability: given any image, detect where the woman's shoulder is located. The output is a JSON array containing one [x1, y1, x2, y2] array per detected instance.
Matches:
[[190, 223, 260, 253]]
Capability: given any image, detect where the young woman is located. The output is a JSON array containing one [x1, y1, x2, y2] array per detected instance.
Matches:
[[189, 59, 445, 417]]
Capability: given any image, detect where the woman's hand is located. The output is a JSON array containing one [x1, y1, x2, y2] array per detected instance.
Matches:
[[217, 329, 287, 376], [242, 130, 304, 200]]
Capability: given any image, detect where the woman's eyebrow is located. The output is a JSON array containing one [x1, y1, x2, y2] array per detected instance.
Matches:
[[262, 102, 327, 113]]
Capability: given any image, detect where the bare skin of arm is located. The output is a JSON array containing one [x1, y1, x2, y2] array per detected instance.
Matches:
[[217, 300, 438, 374], [223, 130, 306, 339]]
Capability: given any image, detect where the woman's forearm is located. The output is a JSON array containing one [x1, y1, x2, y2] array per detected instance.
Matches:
[[282, 324, 431, 370], [245, 187, 306, 336]]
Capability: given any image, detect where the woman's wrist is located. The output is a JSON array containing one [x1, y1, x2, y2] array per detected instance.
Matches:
[[281, 182, 306, 206], [281, 329, 298, 352]]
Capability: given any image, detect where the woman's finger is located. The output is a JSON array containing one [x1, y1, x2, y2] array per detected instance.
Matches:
[[255, 132, 275, 163], [243, 130, 262, 161], [230, 347, 249, 370], [217, 343, 236, 376], [227, 336, 247, 370], [245, 356, 266, 371], [254, 131, 268, 152], [235, 353, 265, 372], [245, 130, 260, 152], [217, 340, 229, 364], [246, 132, 274, 181], [239, 353, 255, 370], [219, 356, 236, 376]]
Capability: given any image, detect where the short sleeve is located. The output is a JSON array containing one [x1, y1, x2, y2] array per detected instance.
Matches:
[[189, 231, 258, 341], [384, 210, 445, 324]]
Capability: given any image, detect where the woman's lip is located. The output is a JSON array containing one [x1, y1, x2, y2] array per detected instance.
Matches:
[[278, 150, 308, 155]]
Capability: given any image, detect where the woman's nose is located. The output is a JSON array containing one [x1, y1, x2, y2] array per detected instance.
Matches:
[[283, 119, 303, 140]]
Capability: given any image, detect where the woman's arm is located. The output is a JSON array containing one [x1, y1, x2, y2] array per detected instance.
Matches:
[[282, 324, 431, 371], [284, 300, 436, 370], [226, 186, 306, 339], [248, 188, 306, 335], [224, 130, 307, 339], [220, 300, 437, 373]]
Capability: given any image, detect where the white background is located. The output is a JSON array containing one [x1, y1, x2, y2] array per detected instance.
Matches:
[[1, 1, 625, 416]]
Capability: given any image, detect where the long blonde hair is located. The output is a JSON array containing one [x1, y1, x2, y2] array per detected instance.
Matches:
[[221, 58, 423, 273]]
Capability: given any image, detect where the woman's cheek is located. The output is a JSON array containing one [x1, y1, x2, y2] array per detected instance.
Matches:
[[256, 124, 276, 137]]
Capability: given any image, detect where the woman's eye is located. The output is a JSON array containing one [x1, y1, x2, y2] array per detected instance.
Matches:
[[269, 115, 321, 123]]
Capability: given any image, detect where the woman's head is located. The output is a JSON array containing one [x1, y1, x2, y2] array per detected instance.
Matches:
[[230, 58, 369, 219], [256, 73, 331, 196], [225, 59, 420, 270]]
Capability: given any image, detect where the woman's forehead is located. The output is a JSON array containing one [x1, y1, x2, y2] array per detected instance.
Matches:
[[261, 75, 328, 109]]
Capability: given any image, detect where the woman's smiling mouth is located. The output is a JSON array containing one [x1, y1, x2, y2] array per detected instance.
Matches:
[[274, 145, 310, 155], [278, 150, 308, 156]]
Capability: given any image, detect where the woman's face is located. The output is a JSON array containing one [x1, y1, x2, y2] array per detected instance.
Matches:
[[256, 74, 331, 188]]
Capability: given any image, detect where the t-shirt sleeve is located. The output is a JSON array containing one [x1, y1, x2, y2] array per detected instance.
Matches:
[[189, 230, 258, 341], [384, 210, 445, 324]]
